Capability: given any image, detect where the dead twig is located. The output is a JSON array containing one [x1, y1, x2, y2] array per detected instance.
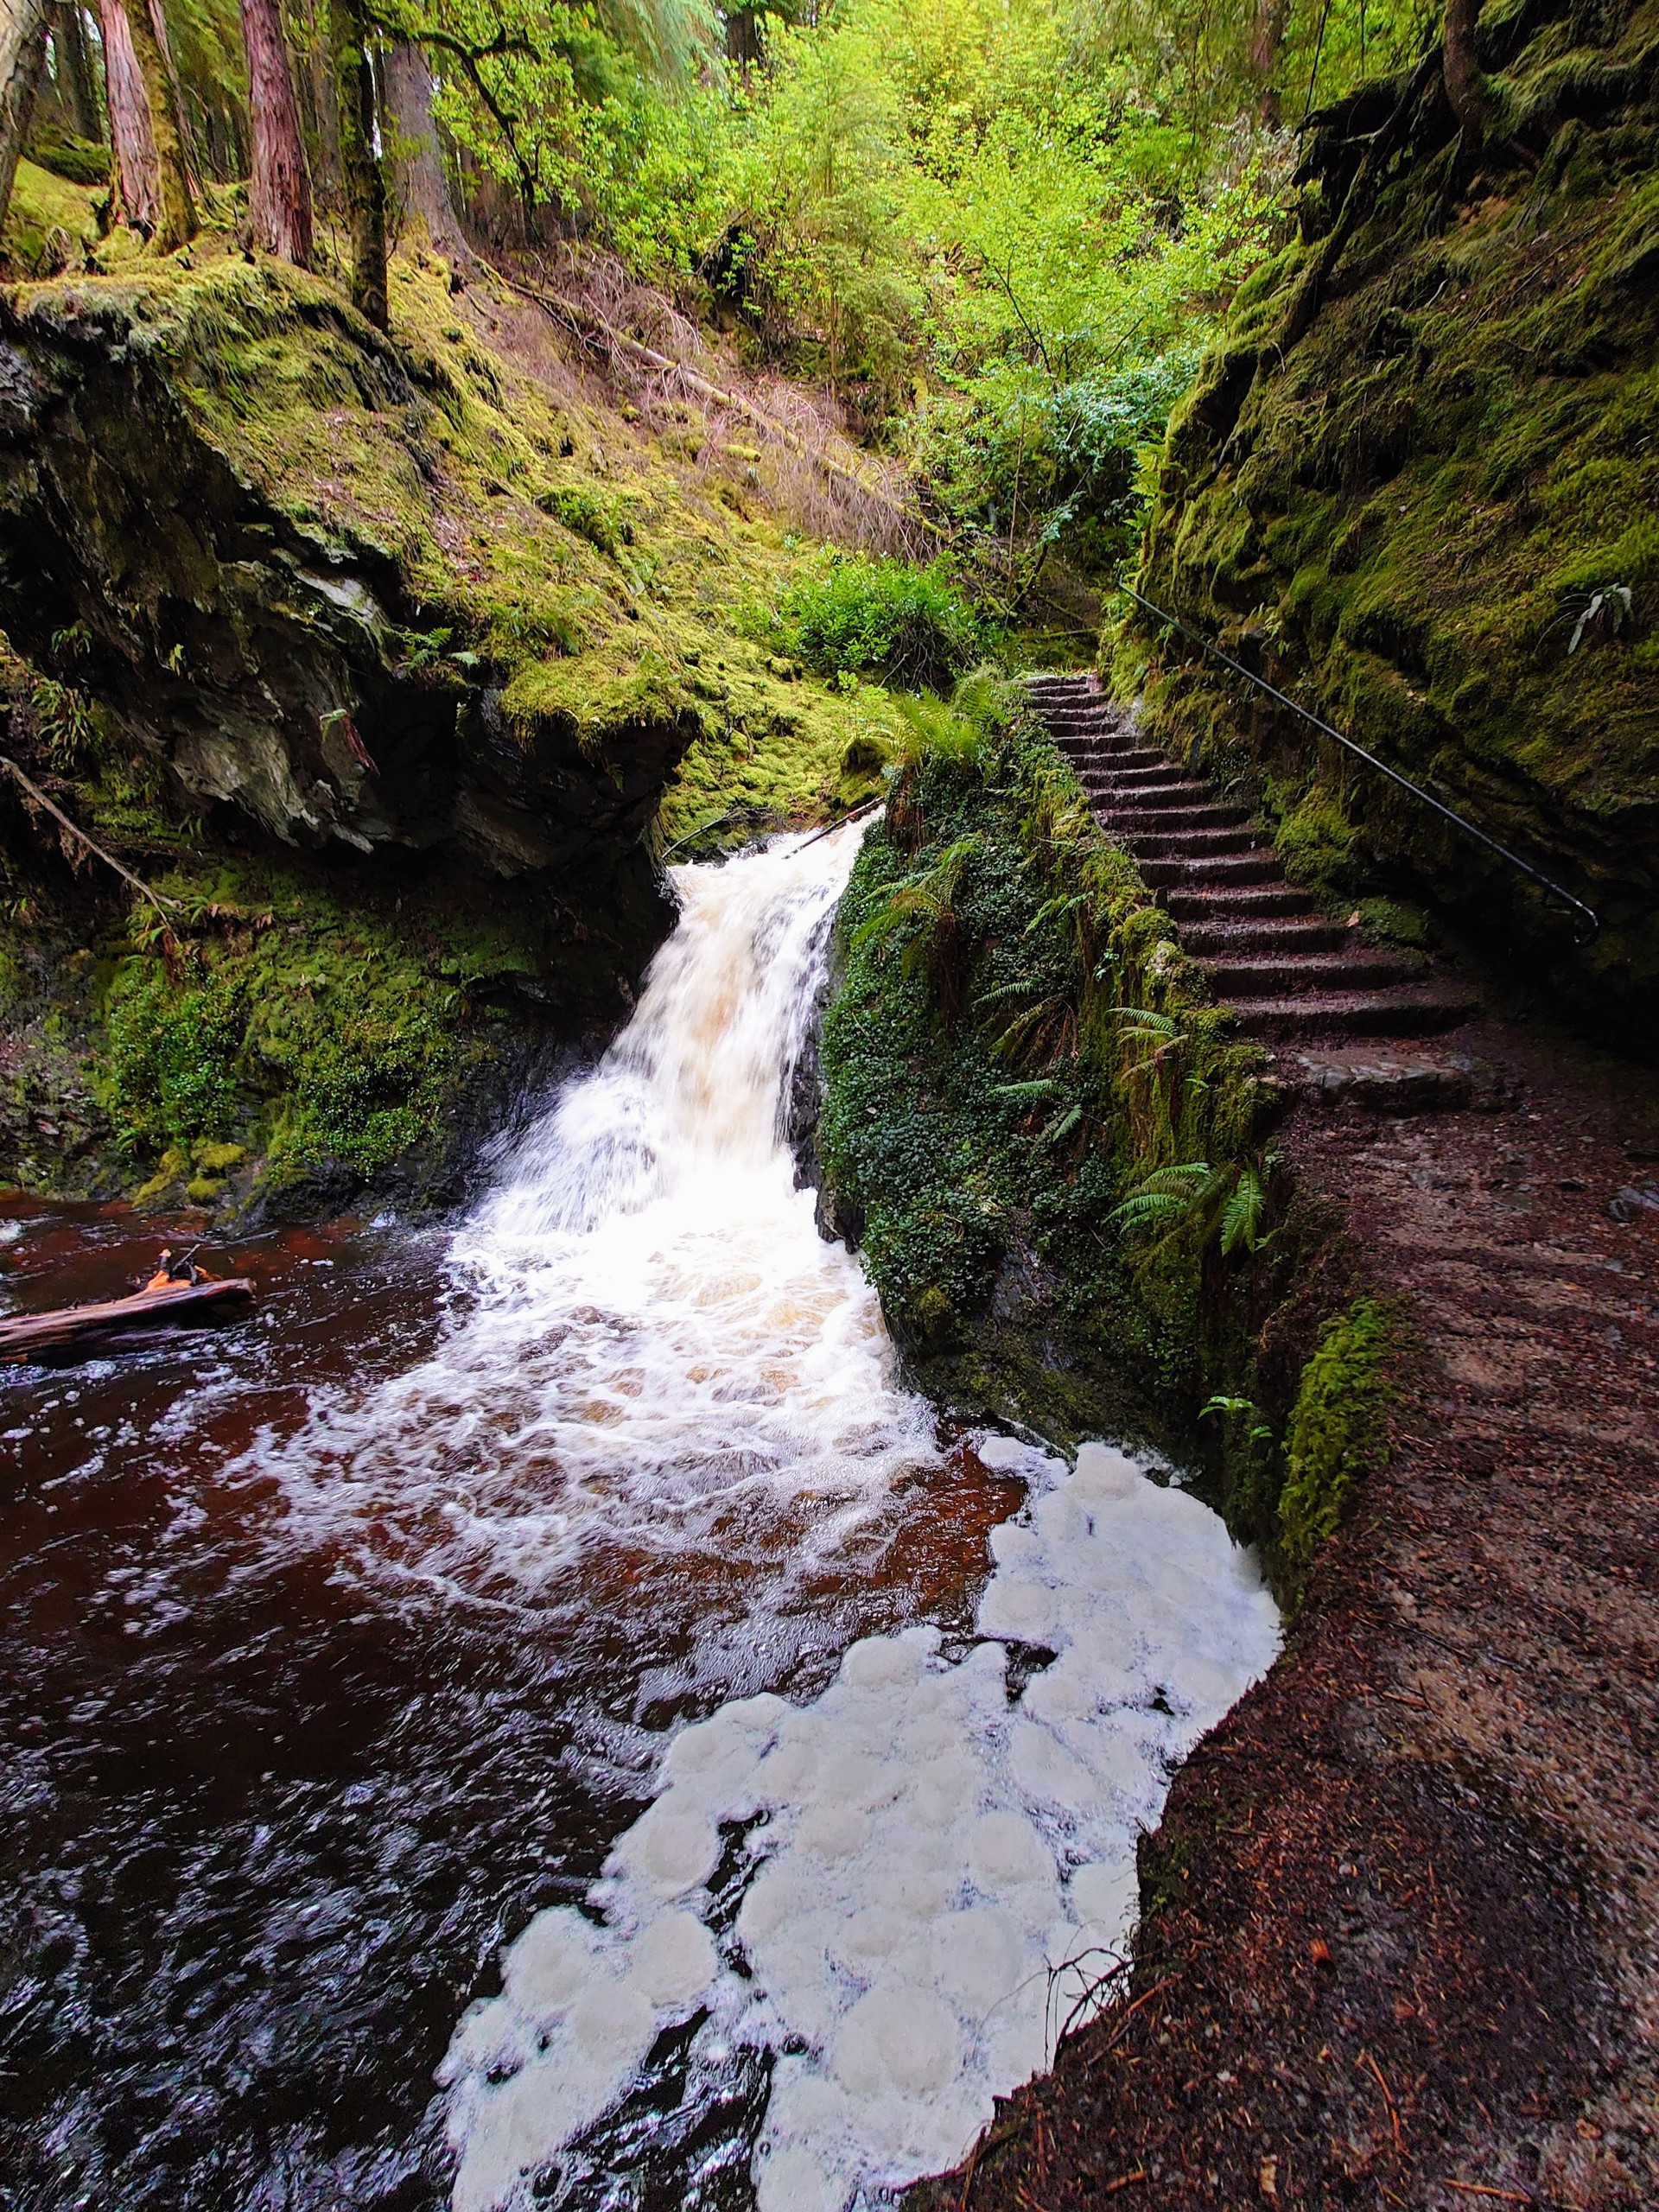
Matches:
[[1083, 1974, 1182, 2067], [1103, 2172, 1149, 2195], [1445, 2185, 1531, 2205], [1359, 2046, 1404, 2152], [1, 756, 181, 931]]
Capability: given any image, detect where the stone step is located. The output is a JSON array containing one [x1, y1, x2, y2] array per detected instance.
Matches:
[[1224, 985, 1478, 1040], [1074, 750, 1167, 773], [1123, 827, 1262, 859], [1099, 802, 1249, 831], [1200, 950, 1419, 995], [1181, 918, 1349, 956], [1138, 852, 1283, 888], [1086, 765, 1201, 791], [1026, 677, 1478, 1056]]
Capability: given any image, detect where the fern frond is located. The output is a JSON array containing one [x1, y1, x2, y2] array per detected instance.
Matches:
[[1219, 1168, 1266, 1255], [991, 1078, 1062, 1103]]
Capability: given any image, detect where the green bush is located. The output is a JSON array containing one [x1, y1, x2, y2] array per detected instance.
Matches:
[[767, 556, 997, 691]]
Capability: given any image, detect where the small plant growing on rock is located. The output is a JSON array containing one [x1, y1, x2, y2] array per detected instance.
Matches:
[[1562, 582, 1634, 656]]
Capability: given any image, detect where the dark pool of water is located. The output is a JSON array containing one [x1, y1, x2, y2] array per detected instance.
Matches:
[[0, 1199, 1020, 2210]]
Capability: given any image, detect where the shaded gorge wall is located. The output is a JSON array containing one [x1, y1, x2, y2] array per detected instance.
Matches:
[[1118, 0, 1659, 1038]]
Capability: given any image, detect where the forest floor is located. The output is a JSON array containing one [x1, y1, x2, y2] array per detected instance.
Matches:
[[909, 990, 1659, 2209]]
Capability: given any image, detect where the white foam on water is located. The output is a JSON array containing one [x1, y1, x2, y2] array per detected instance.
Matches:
[[441, 1439, 1281, 2209]]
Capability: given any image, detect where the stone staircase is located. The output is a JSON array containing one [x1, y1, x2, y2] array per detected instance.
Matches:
[[1026, 672, 1479, 1052]]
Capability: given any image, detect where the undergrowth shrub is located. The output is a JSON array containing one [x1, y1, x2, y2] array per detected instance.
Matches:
[[94, 868, 483, 1196], [104, 964, 244, 1154], [819, 675, 1270, 1428], [760, 555, 998, 690]]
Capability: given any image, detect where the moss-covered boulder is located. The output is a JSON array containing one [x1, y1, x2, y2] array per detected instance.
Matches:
[[1123, 0, 1659, 1037]]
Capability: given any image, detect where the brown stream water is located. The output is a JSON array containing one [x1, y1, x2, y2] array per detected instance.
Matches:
[[0, 829, 1276, 2212]]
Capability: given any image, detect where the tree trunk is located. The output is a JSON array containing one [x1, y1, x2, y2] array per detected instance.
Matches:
[[383, 41, 465, 259], [239, 0, 312, 264], [1443, 0, 1491, 142], [0, 0, 48, 238], [1249, 0, 1290, 124], [98, 0, 160, 232], [53, 3, 100, 139], [327, 0, 387, 328], [124, 0, 195, 247], [725, 6, 761, 72]]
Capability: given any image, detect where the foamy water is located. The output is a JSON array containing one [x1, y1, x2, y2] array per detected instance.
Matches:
[[215, 823, 1278, 2206], [442, 1438, 1279, 2212], [255, 826, 938, 1612]]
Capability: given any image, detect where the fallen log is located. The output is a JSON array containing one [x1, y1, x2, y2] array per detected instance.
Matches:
[[0, 1277, 257, 1363]]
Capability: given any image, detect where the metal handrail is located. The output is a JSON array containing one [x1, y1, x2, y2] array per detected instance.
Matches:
[[1118, 581, 1600, 943]]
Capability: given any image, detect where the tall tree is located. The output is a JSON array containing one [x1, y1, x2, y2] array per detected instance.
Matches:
[[124, 0, 197, 246], [1249, 0, 1288, 124], [0, 0, 48, 238], [52, 3, 101, 140], [383, 40, 464, 258], [98, 0, 161, 231], [327, 0, 387, 326], [239, 0, 312, 263]]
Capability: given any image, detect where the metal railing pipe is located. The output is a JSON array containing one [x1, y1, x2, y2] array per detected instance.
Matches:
[[1118, 581, 1599, 943]]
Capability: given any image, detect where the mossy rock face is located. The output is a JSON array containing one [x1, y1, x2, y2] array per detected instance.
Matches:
[[0, 245, 932, 1212], [0, 258, 695, 885], [1123, 0, 1659, 1038]]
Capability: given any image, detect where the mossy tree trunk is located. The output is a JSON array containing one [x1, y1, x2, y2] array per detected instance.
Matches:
[[239, 0, 312, 265], [0, 0, 48, 238], [384, 41, 466, 261], [327, 0, 387, 328], [97, 0, 159, 231], [1443, 0, 1491, 143], [123, 0, 196, 249]]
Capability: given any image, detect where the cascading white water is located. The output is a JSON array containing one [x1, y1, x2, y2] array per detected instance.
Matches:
[[260, 824, 940, 1610], [7, 827, 1279, 2212]]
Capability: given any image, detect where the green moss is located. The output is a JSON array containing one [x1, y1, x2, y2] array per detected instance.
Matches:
[[658, 641, 902, 852], [3, 158, 101, 276], [1274, 780, 1359, 895], [1125, 0, 1659, 1033], [1279, 1298, 1398, 1567], [26, 130, 109, 188]]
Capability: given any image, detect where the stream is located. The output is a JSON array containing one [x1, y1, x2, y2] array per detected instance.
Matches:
[[1, 827, 1278, 2210]]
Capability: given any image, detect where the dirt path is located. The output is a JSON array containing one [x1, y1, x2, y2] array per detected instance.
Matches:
[[908, 1007, 1659, 2208]]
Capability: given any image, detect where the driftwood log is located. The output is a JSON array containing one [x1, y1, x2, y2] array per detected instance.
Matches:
[[0, 1278, 257, 1362]]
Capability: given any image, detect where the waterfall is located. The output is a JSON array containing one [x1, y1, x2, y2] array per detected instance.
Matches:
[[260, 823, 938, 1609]]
